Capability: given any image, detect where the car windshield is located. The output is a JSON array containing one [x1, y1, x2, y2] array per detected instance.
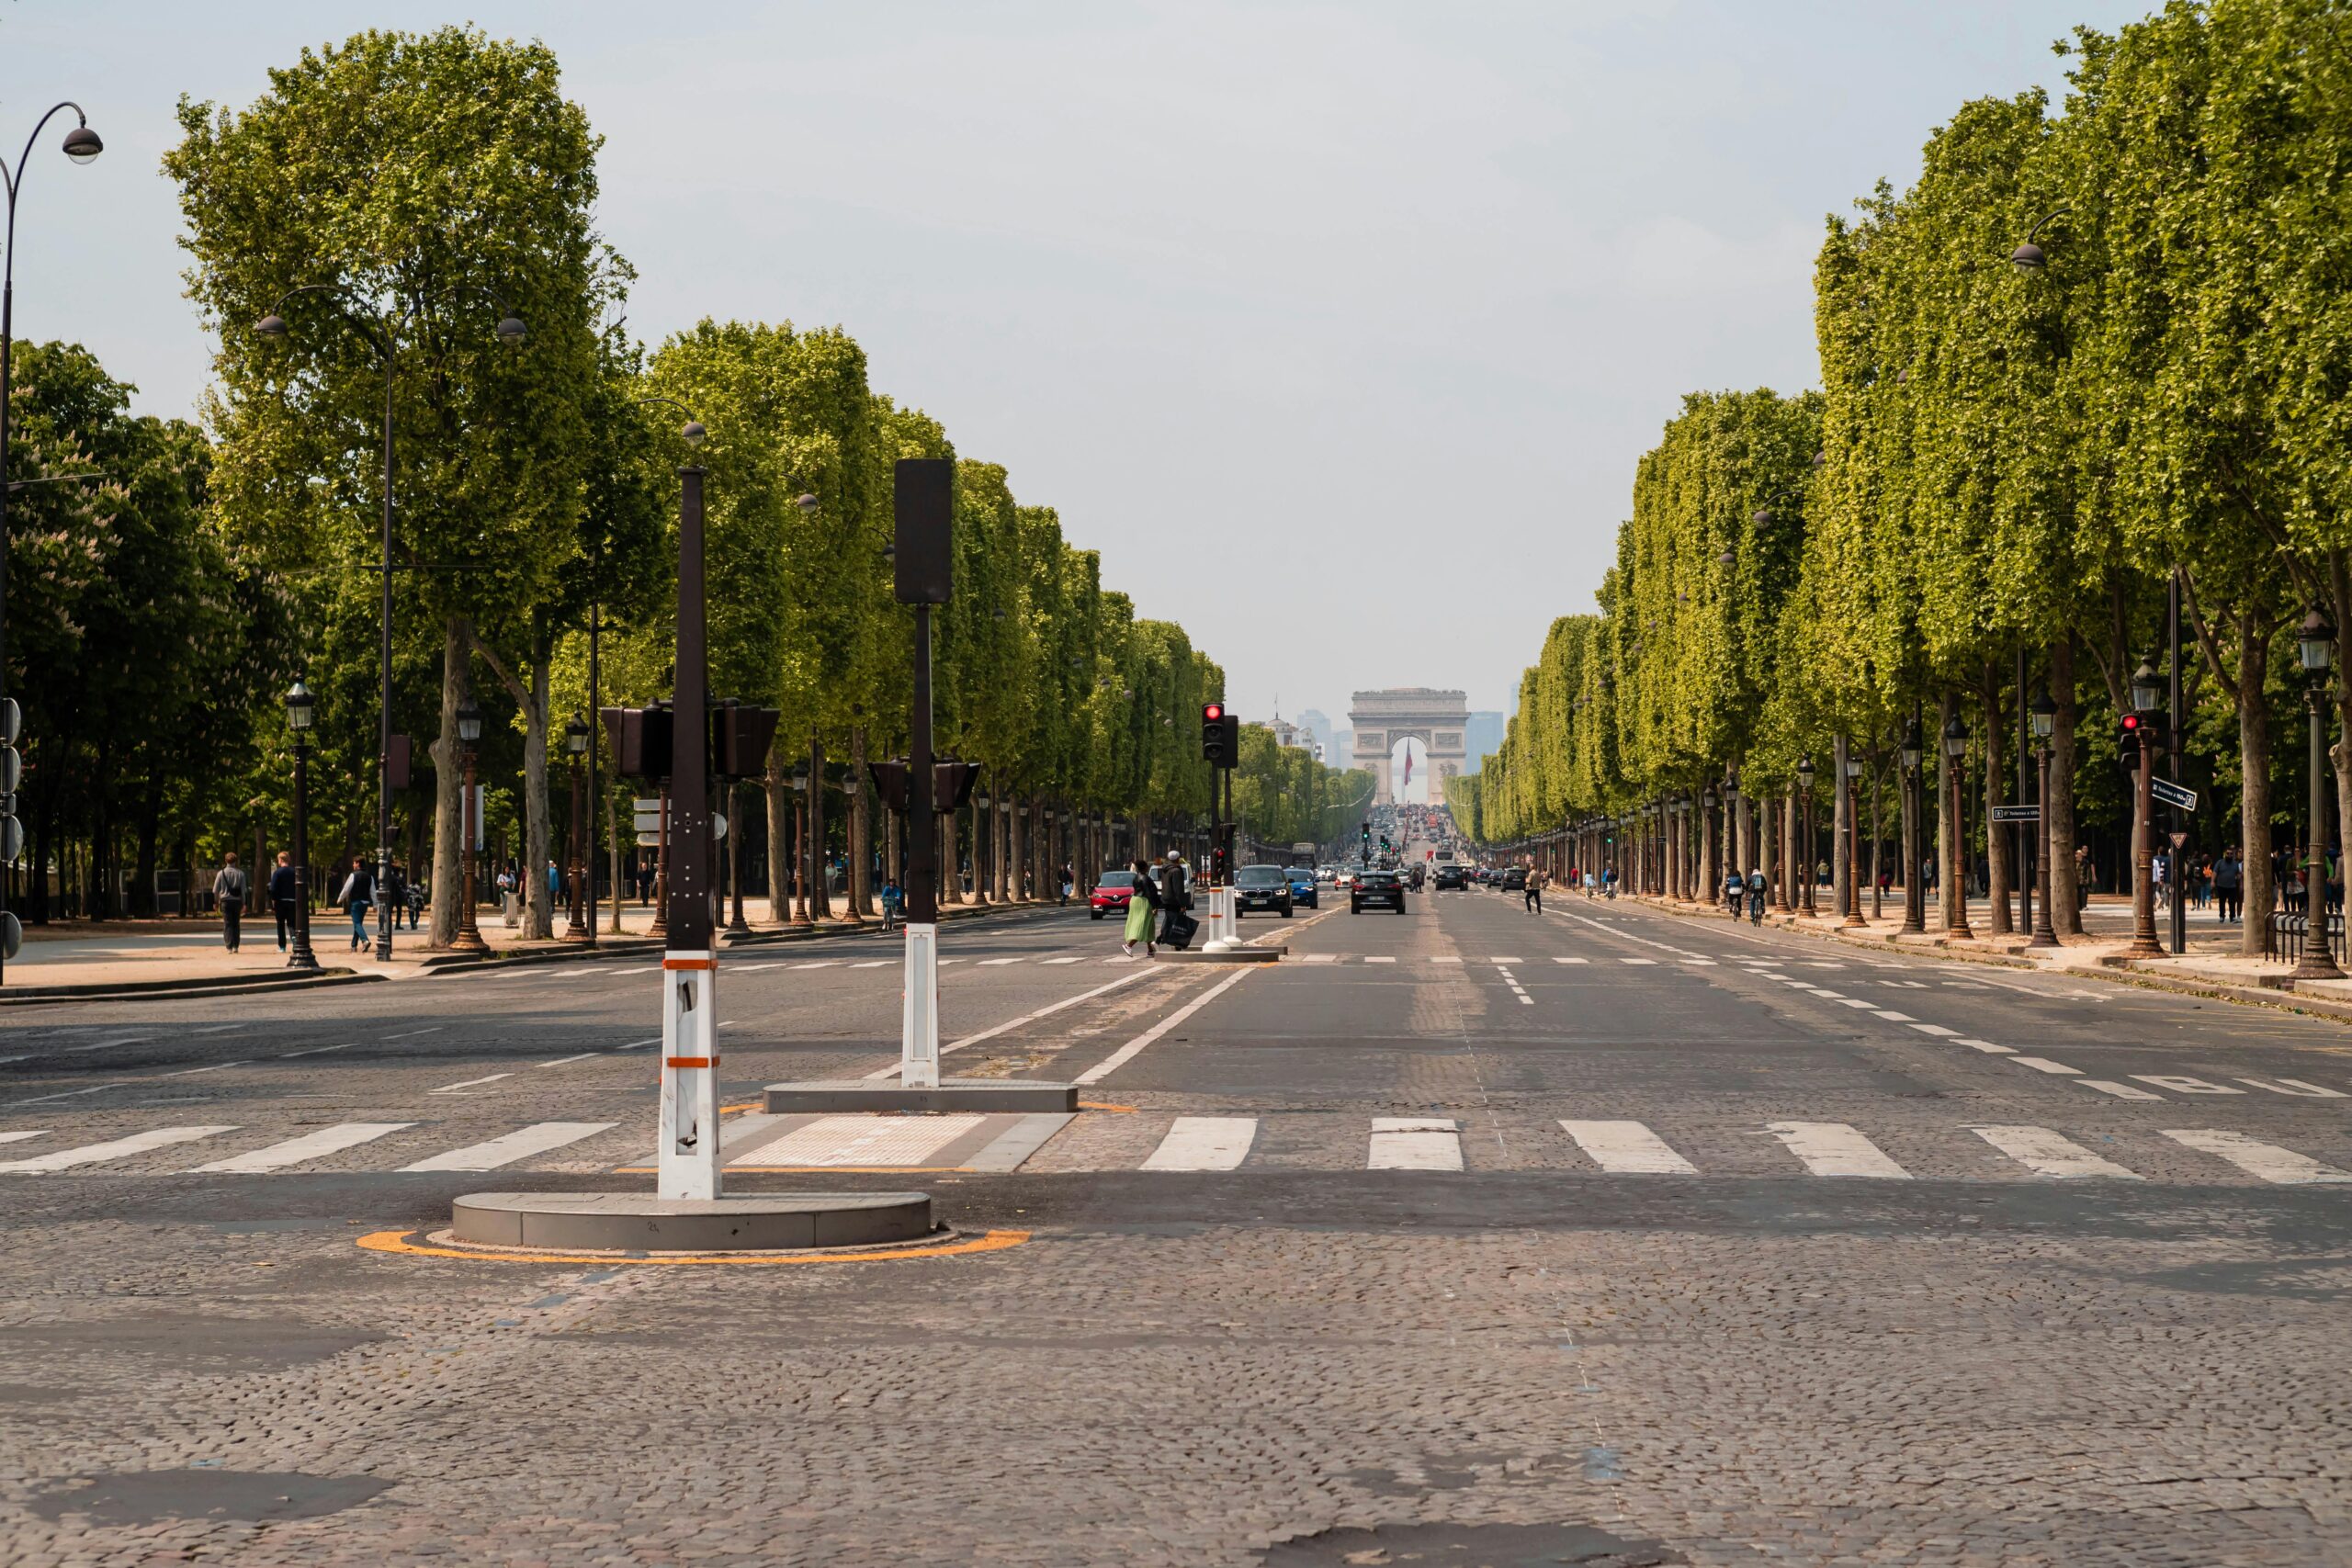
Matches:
[[1097, 872, 1135, 887], [1237, 866, 1286, 885]]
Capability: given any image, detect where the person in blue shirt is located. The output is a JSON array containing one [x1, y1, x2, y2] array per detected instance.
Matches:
[[880, 878, 903, 932]]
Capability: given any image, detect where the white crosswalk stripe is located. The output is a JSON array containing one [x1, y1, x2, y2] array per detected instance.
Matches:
[[399, 1122, 616, 1173], [1559, 1119, 1695, 1174], [2160, 1129, 2352, 1185], [1141, 1116, 1257, 1171], [1367, 1117, 1462, 1170], [1970, 1125, 2140, 1179], [1766, 1121, 1910, 1179], [191, 1122, 414, 1174], [734, 1114, 984, 1168], [0, 1124, 236, 1173]]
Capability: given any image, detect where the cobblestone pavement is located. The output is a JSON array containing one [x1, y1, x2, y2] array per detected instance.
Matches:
[[0, 890, 2346, 1564]]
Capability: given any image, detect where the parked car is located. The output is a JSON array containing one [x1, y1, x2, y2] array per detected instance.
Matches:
[[1287, 866, 1319, 908], [1090, 869, 1138, 920], [1233, 863, 1294, 918], [1351, 866, 1407, 914]]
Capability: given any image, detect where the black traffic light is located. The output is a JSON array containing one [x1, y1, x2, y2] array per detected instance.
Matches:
[[712, 700, 783, 780], [1218, 711, 1239, 764], [1202, 702, 1227, 764], [603, 702, 674, 780], [935, 757, 981, 810], [868, 759, 909, 813], [1210, 841, 1228, 884], [2118, 711, 2160, 770], [0, 696, 17, 963]]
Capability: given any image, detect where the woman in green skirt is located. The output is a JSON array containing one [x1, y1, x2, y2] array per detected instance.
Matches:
[[1121, 858, 1160, 958]]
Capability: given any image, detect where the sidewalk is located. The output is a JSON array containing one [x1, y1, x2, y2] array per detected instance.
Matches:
[[1622, 885, 2352, 1023], [3, 890, 1054, 1002]]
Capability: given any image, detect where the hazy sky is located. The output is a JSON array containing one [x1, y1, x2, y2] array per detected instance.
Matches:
[[5, 1, 2144, 728]]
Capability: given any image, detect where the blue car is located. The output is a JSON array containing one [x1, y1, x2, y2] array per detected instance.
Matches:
[[1287, 866, 1318, 908]]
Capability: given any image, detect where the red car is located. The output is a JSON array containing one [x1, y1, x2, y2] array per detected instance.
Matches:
[[1090, 869, 1142, 920]]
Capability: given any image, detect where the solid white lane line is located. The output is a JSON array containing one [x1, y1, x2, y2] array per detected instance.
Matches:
[[1073, 968, 1256, 1086], [1971, 1125, 2140, 1179], [278, 1043, 353, 1058], [1140, 1115, 1258, 1171], [733, 963, 785, 973], [2162, 1129, 2352, 1185], [400, 1122, 616, 1173], [1367, 1117, 1463, 1171], [2010, 1057, 2081, 1076], [1766, 1121, 1910, 1179], [0, 1131, 47, 1145], [191, 1122, 413, 1174], [11, 1084, 124, 1106], [164, 1060, 251, 1077], [190, 1024, 241, 1034], [537, 1054, 599, 1068], [791, 961, 839, 970], [2078, 1079, 2163, 1100], [1559, 1119, 1696, 1175], [62, 1034, 159, 1055], [1043, 956, 1084, 965], [0, 1124, 236, 1173], [868, 967, 1161, 1082], [430, 1074, 513, 1093]]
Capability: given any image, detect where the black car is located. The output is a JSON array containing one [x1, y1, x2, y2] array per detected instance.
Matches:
[[1233, 863, 1294, 918], [1434, 863, 1466, 890], [1351, 866, 1407, 914], [1503, 866, 1527, 891]]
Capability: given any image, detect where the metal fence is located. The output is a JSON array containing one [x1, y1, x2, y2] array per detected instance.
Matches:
[[2266, 909, 2345, 967]]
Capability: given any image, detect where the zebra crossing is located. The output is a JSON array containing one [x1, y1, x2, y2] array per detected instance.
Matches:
[[0, 1108, 2343, 1187]]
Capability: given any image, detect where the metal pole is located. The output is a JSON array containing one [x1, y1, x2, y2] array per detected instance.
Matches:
[[0, 266, 12, 987], [2168, 571, 2187, 955], [288, 733, 319, 971], [903, 601, 941, 1089], [588, 599, 602, 942], [563, 749, 588, 941], [726, 779, 749, 936], [375, 354, 395, 964], [2017, 647, 2032, 940], [1948, 743, 1974, 941], [452, 745, 486, 952], [2295, 681, 2343, 980], [2126, 723, 2162, 958], [658, 464, 722, 1200], [2030, 741, 2058, 948]]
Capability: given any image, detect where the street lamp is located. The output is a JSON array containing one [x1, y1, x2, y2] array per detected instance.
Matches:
[[1842, 750, 1867, 927], [255, 281, 523, 963], [562, 713, 592, 943], [1796, 754, 1816, 916], [2010, 208, 2073, 271], [451, 696, 488, 953], [1942, 714, 1973, 940], [0, 102, 101, 989], [2028, 689, 2058, 949], [2121, 659, 2165, 957], [790, 764, 812, 927], [283, 680, 319, 972], [2295, 607, 2341, 979]]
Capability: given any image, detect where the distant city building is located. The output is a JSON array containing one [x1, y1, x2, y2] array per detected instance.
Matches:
[[1295, 709, 1336, 756], [1464, 711, 1506, 773]]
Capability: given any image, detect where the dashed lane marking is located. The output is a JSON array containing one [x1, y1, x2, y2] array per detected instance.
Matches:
[[399, 1122, 616, 1173], [431, 1074, 514, 1093]]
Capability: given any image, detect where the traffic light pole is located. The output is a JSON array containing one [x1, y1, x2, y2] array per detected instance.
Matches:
[[2125, 722, 2164, 959], [657, 463, 723, 1201], [2168, 572, 2187, 956], [902, 601, 942, 1086]]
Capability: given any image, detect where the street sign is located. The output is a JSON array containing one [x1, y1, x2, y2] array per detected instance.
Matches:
[[2151, 778, 2198, 812], [1989, 804, 2039, 824], [633, 815, 663, 835], [2169, 830, 2189, 849]]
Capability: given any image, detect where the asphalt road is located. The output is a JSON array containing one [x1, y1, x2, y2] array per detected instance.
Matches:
[[0, 881, 2346, 1565]]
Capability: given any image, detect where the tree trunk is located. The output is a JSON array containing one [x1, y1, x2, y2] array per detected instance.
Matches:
[[808, 733, 830, 920], [1758, 789, 1778, 907], [765, 745, 788, 923], [1981, 664, 2012, 935], [2233, 618, 2276, 961], [2048, 637, 2081, 935], [428, 617, 469, 947], [969, 795, 989, 906], [849, 726, 872, 919], [941, 790, 962, 904], [2330, 554, 2352, 903]]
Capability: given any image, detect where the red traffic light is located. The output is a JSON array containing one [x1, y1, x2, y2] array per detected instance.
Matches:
[[1203, 703, 1223, 722]]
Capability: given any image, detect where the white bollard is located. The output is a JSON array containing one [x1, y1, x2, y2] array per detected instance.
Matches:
[[1201, 886, 1238, 952], [658, 951, 723, 1201], [902, 920, 941, 1088]]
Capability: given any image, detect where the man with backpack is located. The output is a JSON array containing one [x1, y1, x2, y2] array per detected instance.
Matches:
[[1159, 851, 1197, 950]]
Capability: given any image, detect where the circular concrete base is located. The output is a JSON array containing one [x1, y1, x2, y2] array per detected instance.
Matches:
[[451, 1191, 933, 1252]]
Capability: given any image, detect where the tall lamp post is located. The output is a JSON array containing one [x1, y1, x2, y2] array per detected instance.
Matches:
[[284, 680, 320, 973], [562, 713, 592, 942], [0, 105, 101, 989], [451, 696, 488, 953], [1842, 750, 1867, 928], [1796, 755, 1816, 915], [2295, 609, 2342, 980], [1899, 719, 1925, 933], [2124, 660, 2164, 958], [256, 287, 523, 964], [2028, 689, 2059, 949], [1943, 715, 1973, 940]]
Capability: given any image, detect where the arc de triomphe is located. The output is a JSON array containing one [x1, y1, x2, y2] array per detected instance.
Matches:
[[1349, 688, 1468, 805]]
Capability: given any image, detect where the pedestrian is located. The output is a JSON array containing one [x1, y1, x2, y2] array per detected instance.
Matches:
[[1120, 856, 1160, 957], [497, 863, 519, 928], [268, 850, 299, 952], [2215, 848, 2242, 922], [547, 858, 562, 915], [335, 859, 375, 952], [1059, 861, 1075, 907], [382, 860, 410, 933], [212, 852, 248, 953], [1159, 851, 1196, 950], [1524, 864, 1545, 915], [880, 876, 903, 933]]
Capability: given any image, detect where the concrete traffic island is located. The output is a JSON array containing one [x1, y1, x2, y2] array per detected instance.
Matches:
[[1160, 945, 1282, 964], [762, 1079, 1079, 1113], [450, 1190, 935, 1252]]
